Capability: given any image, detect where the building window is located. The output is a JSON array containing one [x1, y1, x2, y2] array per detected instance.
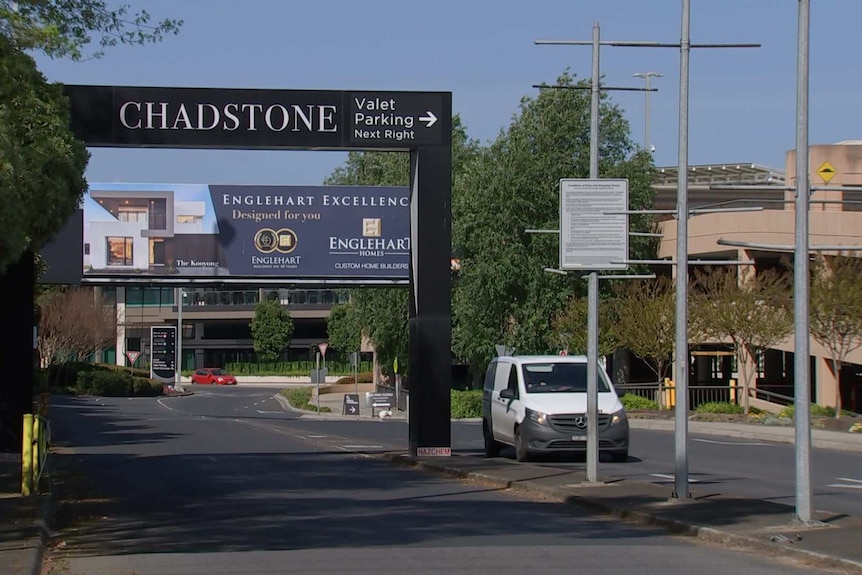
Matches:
[[84, 243, 90, 255], [106, 237, 133, 266], [177, 215, 199, 223], [126, 287, 175, 307], [118, 207, 148, 223]]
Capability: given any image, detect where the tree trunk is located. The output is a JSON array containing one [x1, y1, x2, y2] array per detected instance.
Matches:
[[739, 348, 752, 415], [834, 358, 843, 418]]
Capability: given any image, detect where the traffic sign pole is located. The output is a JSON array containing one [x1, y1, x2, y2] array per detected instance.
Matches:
[[585, 22, 601, 484]]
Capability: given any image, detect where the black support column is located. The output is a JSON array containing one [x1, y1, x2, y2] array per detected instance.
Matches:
[[0, 252, 35, 452], [408, 140, 452, 456]]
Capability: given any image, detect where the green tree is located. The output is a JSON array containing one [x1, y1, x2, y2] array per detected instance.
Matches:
[[324, 115, 480, 377], [611, 276, 679, 386], [692, 267, 792, 414], [452, 70, 656, 377], [810, 253, 862, 417], [0, 36, 88, 272], [1, 0, 182, 60], [548, 295, 618, 357], [250, 298, 293, 363], [326, 301, 362, 354]]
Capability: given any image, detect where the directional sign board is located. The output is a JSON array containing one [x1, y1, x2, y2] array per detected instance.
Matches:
[[149, 326, 176, 383], [559, 179, 628, 271], [348, 92, 443, 148], [342, 393, 360, 416], [64, 85, 448, 151]]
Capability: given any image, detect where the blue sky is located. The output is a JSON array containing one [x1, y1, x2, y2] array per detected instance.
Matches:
[[32, 0, 861, 185]]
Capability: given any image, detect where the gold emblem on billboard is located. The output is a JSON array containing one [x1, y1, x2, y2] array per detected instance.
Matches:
[[255, 227, 297, 254], [363, 218, 382, 237], [276, 228, 298, 253], [254, 228, 278, 253]]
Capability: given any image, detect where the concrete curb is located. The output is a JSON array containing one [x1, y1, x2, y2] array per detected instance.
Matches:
[[382, 453, 862, 575], [29, 493, 51, 575]]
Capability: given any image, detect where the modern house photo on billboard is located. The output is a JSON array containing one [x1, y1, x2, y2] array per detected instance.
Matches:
[[83, 183, 227, 276]]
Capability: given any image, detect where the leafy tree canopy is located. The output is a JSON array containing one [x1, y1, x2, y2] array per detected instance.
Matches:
[[0, 36, 88, 271], [1, 0, 182, 60], [452, 70, 656, 375], [809, 253, 862, 416], [326, 301, 362, 354], [250, 298, 293, 363]]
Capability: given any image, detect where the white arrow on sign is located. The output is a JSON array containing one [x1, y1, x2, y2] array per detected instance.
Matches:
[[419, 111, 437, 128]]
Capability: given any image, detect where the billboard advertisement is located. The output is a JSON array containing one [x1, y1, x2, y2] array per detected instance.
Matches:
[[83, 183, 410, 281]]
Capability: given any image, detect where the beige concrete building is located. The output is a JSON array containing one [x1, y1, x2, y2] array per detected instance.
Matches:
[[653, 141, 862, 413]]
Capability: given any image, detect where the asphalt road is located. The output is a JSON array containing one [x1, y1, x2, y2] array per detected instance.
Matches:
[[185, 387, 862, 516], [43, 387, 846, 575]]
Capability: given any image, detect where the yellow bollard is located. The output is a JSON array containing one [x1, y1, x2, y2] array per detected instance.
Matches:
[[729, 379, 737, 404], [32, 417, 41, 488], [664, 378, 676, 409], [21, 414, 33, 496]]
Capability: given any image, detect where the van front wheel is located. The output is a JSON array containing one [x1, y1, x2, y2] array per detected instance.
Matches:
[[515, 428, 531, 462]]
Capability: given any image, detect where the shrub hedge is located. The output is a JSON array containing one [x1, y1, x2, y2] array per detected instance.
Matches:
[[279, 387, 332, 413], [75, 369, 164, 397], [451, 389, 482, 419], [333, 372, 375, 385], [694, 401, 744, 415], [778, 404, 854, 418], [620, 394, 660, 411]]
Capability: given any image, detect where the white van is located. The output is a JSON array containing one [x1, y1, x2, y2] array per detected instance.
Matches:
[[481, 355, 629, 462]]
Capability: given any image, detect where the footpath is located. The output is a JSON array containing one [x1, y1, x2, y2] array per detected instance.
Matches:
[[2, 391, 861, 575]]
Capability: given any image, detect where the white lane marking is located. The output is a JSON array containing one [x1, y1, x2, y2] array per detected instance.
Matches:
[[650, 473, 700, 483], [256, 410, 284, 415], [157, 399, 177, 412], [306, 435, 328, 438], [693, 438, 771, 447], [828, 477, 862, 490], [342, 445, 384, 449]]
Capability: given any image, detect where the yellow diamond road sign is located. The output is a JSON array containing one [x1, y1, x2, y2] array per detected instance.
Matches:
[[817, 161, 837, 184]]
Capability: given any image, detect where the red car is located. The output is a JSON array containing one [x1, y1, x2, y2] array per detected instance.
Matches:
[[191, 368, 237, 385]]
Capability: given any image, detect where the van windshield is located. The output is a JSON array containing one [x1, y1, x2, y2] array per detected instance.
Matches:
[[522, 362, 612, 393]]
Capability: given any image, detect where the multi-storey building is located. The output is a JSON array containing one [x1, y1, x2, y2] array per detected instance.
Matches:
[[97, 287, 348, 369]]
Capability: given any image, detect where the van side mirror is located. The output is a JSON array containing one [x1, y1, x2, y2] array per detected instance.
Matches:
[[500, 388, 515, 400]]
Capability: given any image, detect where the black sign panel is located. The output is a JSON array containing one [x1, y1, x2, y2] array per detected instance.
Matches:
[[347, 92, 443, 148], [149, 326, 176, 383], [64, 85, 449, 150], [342, 394, 360, 416], [369, 392, 394, 408]]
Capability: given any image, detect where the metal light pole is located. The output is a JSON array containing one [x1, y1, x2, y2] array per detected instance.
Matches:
[[794, 0, 813, 524], [673, 0, 692, 501], [633, 72, 663, 151], [175, 287, 183, 390], [585, 22, 601, 483]]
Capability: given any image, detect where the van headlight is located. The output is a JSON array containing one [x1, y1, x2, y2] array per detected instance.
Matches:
[[527, 409, 550, 426], [610, 410, 627, 426]]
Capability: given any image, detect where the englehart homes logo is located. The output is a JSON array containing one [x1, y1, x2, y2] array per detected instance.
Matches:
[[252, 228, 301, 267]]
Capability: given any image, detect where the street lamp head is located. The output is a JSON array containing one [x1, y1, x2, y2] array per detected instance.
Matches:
[[633, 71, 664, 78]]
